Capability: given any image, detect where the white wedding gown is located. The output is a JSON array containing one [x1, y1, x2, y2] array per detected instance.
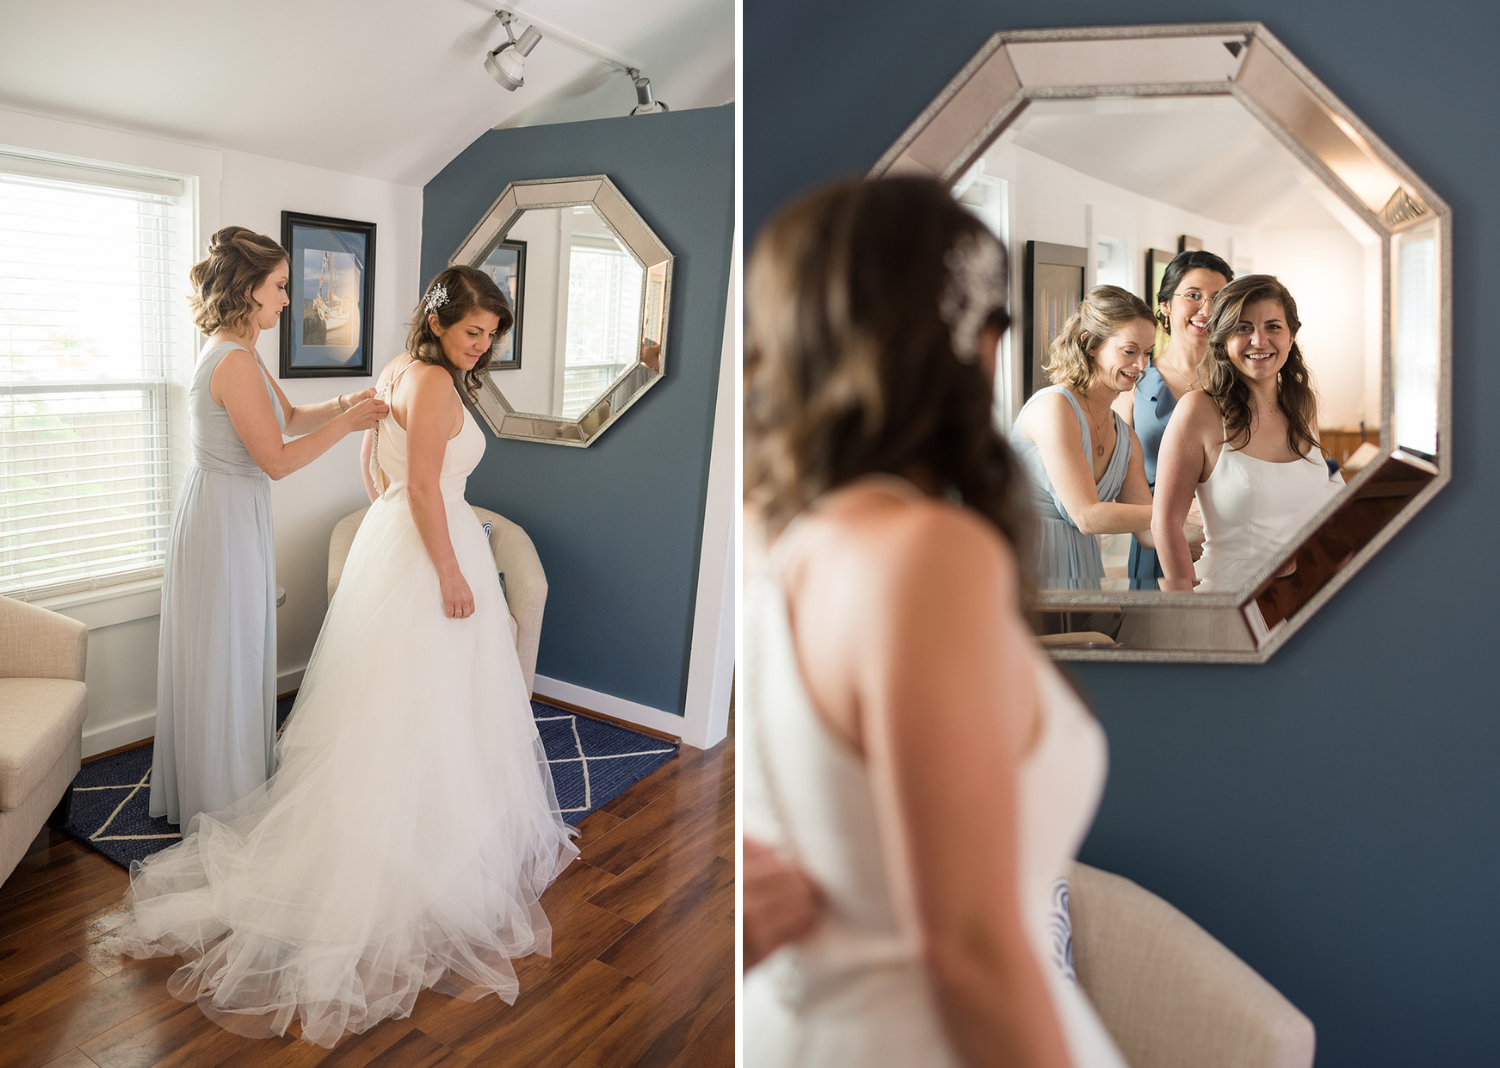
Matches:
[[122, 374, 579, 1047]]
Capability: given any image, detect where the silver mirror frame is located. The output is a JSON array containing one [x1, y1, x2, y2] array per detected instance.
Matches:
[[872, 23, 1451, 663], [449, 175, 674, 447]]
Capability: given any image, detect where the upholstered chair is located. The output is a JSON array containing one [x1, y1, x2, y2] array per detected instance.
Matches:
[[0, 596, 88, 885], [327, 506, 548, 696], [1069, 861, 1316, 1068]]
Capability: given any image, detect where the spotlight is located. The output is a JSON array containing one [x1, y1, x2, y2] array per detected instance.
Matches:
[[630, 74, 669, 116], [485, 24, 542, 91]]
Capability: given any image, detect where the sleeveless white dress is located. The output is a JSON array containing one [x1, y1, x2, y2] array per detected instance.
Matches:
[[122, 367, 579, 1047], [1194, 442, 1342, 592], [743, 484, 1128, 1068]]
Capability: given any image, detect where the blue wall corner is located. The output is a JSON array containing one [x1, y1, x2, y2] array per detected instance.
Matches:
[[748, 3, 1500, 1064], [424, 104, 735, 716]]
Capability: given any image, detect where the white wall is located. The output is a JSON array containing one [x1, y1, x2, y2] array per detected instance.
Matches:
[[2, 106, 422, 756]]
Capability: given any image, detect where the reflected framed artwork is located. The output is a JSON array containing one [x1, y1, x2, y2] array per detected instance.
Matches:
[[279, 211, 376, 379], [479, 239, 526, 371], [1145, 247, 1174, 354], [1023, 240, 1087, 398]]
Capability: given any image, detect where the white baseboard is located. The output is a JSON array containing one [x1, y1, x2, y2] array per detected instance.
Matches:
[[83, 710, 155, 759], [532, 675, 698, 746]]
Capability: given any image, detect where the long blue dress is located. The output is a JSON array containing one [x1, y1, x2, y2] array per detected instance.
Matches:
[[149, 340, 284, 827], [1011, 386, 1131, 590], [1127, 362, 1178, 588]]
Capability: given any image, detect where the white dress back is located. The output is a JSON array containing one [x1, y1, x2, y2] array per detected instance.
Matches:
[[743, 484, 1127, 1067]]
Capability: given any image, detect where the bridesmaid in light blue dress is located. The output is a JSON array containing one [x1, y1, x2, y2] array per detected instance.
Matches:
[[1011, 388, 1133, 588], [1115, 251, 1233, 587], [1009, 286, 1157, 590], [150, 227, 387, 827]]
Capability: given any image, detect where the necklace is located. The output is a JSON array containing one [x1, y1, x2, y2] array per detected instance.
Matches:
[[1079, 392, 1108, 458]]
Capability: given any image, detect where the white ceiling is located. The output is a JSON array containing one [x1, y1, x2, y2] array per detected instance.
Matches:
[[0, 0, 734, 187], [1000, 96, 1368, 234]]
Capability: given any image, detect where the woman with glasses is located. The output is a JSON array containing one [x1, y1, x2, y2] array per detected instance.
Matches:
[[1111, 250, 1233, 587]]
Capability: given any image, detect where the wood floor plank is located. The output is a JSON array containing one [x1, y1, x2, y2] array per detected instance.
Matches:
[[37, 1051, 104, 1068], [454, 961, 649, 1066], [0, 894, 133, 985], [582, 756, 730, 877], [1, 830, 95, 906], [78, 993, 230, 1068], [569, 808, 624, 850], [664, 994, 733, 1068], [573, 955, 733, 1068], [0, 856, 127, 948], [537, 859, 616, 921], [0, 949, 110, 1031], [597, 856, 733, 986], [360, 1028, 468, 1068], [0, 955, 179, 1068], [587, 750, 733, 924]]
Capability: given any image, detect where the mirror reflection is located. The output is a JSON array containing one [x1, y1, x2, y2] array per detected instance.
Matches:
[[960, 95, 1381, 593], [480, 204, 652, 421]]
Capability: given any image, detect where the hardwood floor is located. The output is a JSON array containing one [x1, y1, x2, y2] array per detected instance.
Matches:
[[0, 736, 734, 1068]]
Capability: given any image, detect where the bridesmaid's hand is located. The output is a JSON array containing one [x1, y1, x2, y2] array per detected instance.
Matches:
[[342, 391, 389, 432], [440, 568, 475, 620], [743, 838, 821, 970]]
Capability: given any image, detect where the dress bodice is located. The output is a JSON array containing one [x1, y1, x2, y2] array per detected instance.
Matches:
[[742, 491, 1109, 1014], [1132, 362, 1178, 489], [1011, 386, 1132, 526], [1194, 442, 1342, 591], [370, 362, 486, 502], [189, 341, 284, 477]]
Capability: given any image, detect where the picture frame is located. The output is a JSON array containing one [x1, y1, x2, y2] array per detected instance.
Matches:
[[478, 239, 526, 371], [279, 212, 376, 378], [1023, 240, 1088, 399], [1145, 246, 1175, 356]]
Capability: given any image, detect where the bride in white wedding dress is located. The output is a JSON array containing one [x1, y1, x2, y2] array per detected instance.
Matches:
[[122, 266, 578, 1047]]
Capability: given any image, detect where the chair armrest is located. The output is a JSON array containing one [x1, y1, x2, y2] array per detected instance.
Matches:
[[1068, 861, 1315, 1068], [327, 507, 372, 603], [471, 507, 547, 696], [0, 596, 88, 681]]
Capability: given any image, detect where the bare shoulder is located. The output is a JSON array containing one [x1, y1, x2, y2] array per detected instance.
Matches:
[[1173, 389, 1222, 430], [1012, 389, 1072, 440], [806, 488, 1016, 603]]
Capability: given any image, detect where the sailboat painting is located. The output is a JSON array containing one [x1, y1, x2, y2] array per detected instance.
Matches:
[[280, 212, 377, 378]]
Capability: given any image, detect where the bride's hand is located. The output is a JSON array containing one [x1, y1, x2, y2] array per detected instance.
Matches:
[[440, 568, 475, 620]]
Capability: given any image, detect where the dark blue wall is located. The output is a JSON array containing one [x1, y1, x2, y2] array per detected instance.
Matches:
[[749, 4, 1499, 1065], [425, 105, 734, 715]]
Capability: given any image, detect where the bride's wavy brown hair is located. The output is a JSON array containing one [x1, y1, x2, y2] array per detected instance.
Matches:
[[407, 265, 513, 399], [1202, 274, 1322, 458], [745, 176, 1028, 557]]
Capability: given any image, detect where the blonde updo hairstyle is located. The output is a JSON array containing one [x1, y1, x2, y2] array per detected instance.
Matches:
[[188, 226, 288, 335], [1043, 284, 1156, 393], [406, 265, 514, 399]]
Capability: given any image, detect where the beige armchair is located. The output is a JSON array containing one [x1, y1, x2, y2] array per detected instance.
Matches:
[[328, 505, 548, 696], [0, 596, 88, 885], [1069, 861, 1316, 1068]]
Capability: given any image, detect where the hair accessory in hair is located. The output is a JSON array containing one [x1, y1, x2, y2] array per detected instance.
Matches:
[[423, 283, 449, 315], [939, 231, 1006, 363]]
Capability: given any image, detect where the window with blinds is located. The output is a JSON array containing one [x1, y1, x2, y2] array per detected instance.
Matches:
[[0, 153, 192, 600]]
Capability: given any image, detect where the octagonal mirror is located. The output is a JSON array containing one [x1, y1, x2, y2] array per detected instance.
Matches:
[[873, 23, 1450, 662], [450, 175, 672, 447]]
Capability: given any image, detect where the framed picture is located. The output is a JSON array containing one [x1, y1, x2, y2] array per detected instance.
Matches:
[[1023, 240, 1087, 399], [478, 239, 526, 371], [1145, 246, 1175, 356], [1177, 234, 1203, 253], [279, 212, 376, 378]]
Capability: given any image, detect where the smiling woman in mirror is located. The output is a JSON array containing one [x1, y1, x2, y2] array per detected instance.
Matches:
[[1113, 251, 1233, 586], [1009, 286, 1156, 588], [1151, 275, 1344, 593]]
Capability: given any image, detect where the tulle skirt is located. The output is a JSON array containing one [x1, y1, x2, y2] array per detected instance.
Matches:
[[121, 493, 579, 1047]]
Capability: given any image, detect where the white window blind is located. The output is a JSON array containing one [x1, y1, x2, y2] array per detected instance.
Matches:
[[0, 153, 190, 600]]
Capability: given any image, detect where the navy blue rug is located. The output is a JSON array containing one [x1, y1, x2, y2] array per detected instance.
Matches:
[[64, 697, 679, 869]]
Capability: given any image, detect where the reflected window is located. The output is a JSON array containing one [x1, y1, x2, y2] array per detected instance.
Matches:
[[563, 237, 642, 419]]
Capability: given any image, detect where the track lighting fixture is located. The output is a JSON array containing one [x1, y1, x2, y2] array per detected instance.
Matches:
[[485, 22, 542, 91]]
